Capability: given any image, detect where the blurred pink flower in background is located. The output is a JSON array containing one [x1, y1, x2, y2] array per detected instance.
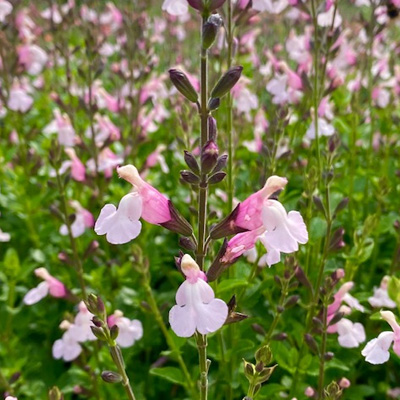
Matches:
[[108, 310, 143, 348], [43, 109, 76, 146], [23, 268, 67, 305], [368, 276, 396, 308], [60, 201, 94, 238], [0, 0, 12, 23]]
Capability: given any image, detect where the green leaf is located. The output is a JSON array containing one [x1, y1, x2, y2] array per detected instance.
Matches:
[[3, 248, 20, 279], [309, 217, 328, 243], [217, 278, 248, 295], [150, 367, 185, 386]]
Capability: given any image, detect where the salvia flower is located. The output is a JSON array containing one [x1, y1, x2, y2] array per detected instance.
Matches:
[[0, 0, 12, 23], [60, 201, 94, 238], [23, 268, 67, 305], [95, 165, 192, 244], [368, 276, 396, 309], [108, 310, 143, 348], [162, 0, 188, 16], [169, 254, 228, 337], [362, 311, 400, 364]]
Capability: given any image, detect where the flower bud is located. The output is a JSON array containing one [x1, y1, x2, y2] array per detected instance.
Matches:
[[208, 171, 226, 184], [179, 236, 197, 251], [110, 324, 119, 341], [187, 0, 204, 11], [208, 0, 227, 11], [294, 266, 313, 290], [202, 14, 223, 49], [304, 333, 319, 355], [211, 154, 228, 174], [159, 201, 193, 236], [201, 140, 219, 174], [211, 66, 243, 99], [101, 371, 123, 384], [169, 69, 198, 103], [91, 326, 107, 341], [184, 151, 200, 174], [48, 386, 63, 400], [180, 170, 200, 185], [208, 116, 217, 141], [324, 352, 334, 361], [208, 97, 220, 110], [255, 345, 273, 366]]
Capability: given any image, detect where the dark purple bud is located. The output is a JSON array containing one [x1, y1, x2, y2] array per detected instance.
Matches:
[[92, 316, 103, 328], [180, 170, 200, 185], [313, 195, 326, 215], [312, 317, 323, 328], [188, 0, 204, 11], [207, 239, 230, 281], [252, 323, 266, 335], [110, 324, 119, 340], [208, 116, 217, 140], [295, 266, 313, 291], [169, 69, 198, 103], [83, 240, 99, 259], [211, 66, 243, 98], [328, 311, 345, 326], [208, 97, 220, 110], [201, 140, 219, 174], [208, 171, 226, 184], [329, 228, 345, 251], [324, 352, 334, 361], [91, 326, 107, 341], [184, 151, 200, 174], [277, 305, 284, 313], [202, 13, 223, 49], [209, 0, 227, 11], [179, 236, 197, 251], [304, 333, 319, 355], [334, 198, 349, 217], [101, 371, 122, 384], [211, 154, 228, 174], [225, 311, 248, 325], [209, 203, 248, 239], [285, 295, 300, 308], [271, 332, 287, 341]]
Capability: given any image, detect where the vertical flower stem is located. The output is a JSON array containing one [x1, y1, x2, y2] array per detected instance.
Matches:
[[317, 299, 329, 398], [55, 167, 87, 300], [109, 344, 137, 400], [226, 0, 234, 212], [196, 333, 209, 400], [142, 273, 197, 399]]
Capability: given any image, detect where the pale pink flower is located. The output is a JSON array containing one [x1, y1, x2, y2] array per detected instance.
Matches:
[[306, 117, 335, 140], [18, 44, 48, 75], [336, 318, 366, 348], [7, 83, 33, 113], [41, 6, 62, 24], [52, 325, 83, 362], [86, 114, 120, 146], [328, 282, 365, 318], [252, 0, 289, 13], [108, 310, 143, 348], [5, 397, 18, 400], [169, 255, 228, 337], [23, 268, 67, 305], [234, 176, 288, 231], [99, 3, 123, 32], [65, 148, 86, 182], [368, 276, 396, 309], [0, 228, 10, 242], [60, 201, 94, 238], [43, 109, 76, 147], [86, 148, 123, 178], [95, 165, 172, 244], [145, 145, 169, 174], [317, 3, 342, 28], [362, 311, 400, 364], [0, 0, 12, 23], [258, 200, 308, 266], [162, 0, 188, 16], [72, 301, 97, 342]]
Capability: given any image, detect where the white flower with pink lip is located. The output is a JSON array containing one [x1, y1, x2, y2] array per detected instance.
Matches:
[[362, 311, 400, 364], [7, 82, 33, 113], [60, 201, 94, 238], [368, 276, 396, 309], [169, 255, 228, 337], [23, 268, 67, 305], [334, 318, 366, 348], [18, 44, 48, 75], [0, 0, 12, 23], [43, 109, 76, 147], [317, 1, 342, 28], [50, 148, 86, 182], [86, 148, 123, 178], [5, 397, 18, 400], [162, 0, 188, 16], [252, 0, 289, 13], [108, 310, 143, 348], [95, 165, 172, 244]]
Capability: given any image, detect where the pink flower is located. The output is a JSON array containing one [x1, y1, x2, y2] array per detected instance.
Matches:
[[86, 148, 123, 178], [18, 44, 48, 75], [327, 282, 364, 318], [169, 255, 228, 337], [258, 200, 308, 266], [64, 148, 86, 182], [60, 201, 94, 238], [86, 114, 120, 146], [43, 109, 76, 147], [7, 83, 33, 113], [144, 145, 169, 174], [362, 311, 400, 364], [234, 176, 288, 231], [222, 229, 264, 264], [23, 268, 67, 305], [368, 276, 396, 309], [317, 4, 342, 28], [162, 0, 188, 16], [108, 310, 143, 348], [306, 117, 335, 140], [52, 324, 83, 362], [0, 0, 12, 23], [335, 318, 366, 348]]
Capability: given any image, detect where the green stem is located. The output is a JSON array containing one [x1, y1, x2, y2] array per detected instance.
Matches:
[[109, 344, 137, 400], [317, 300, 328, 398], [196, 333, 209, 400]]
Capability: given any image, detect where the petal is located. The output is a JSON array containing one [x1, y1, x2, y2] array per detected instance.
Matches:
[[195, 299, 228, 335], [23, 282, 49, 305], [287, 211, 308, 244], [52, 339, 64, 359], [63, 341, 83, 362], [362, 331, 394, 364], [94, 204, 117, 235], [106, 220, 142, 245], [169, 304, 197, 338]]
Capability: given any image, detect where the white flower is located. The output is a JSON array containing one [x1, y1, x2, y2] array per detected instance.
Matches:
[[317, 6, 342, 29], [252, 0, 289, 14], [52, 328, 83, 362], [0, 0, 12, 23], [306, 118, 335, 140], [162, 0, 188, 16], [368, 277, 396, 309], [109, 311, 143, 348], [336, 318, 366, 348]]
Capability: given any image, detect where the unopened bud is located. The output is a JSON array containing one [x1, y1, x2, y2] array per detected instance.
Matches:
[[295, 266, 313, 290], [255, 345, 273, 365], [211, 154, 228, 174], [324, 351, 334, 361], [304, 333, 319, 355], [184, 151, 200, 174], [101, 371, 122, 384], [159, 201, 193, 237], [201, 140, 219, 174], [208, 116, 217, 140], [208, 0, 227, 11], [169, 69, 198, 103], [202, 14, 222, 49], [179, 236, 197, 251], [211, 66, 243, 99], [338, 377, 350, 388], [271, 332, 287, 341], [180, 170, 200, 185], [208, 97, 220, 110], [208, 171, 226, 184], [110, 324, 119, 341], [91, 326, 107, 341], [49, 386, 63, 400]]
